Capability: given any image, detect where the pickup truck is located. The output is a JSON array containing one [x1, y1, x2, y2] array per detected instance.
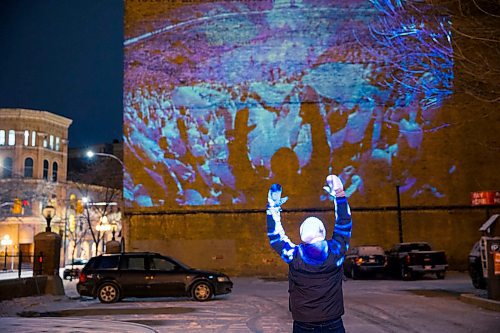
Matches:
[[468, 241, 487, 289], [386, 242, 448, 280]]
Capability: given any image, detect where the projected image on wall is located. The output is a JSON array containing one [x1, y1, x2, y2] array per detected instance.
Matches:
[[123, 0, 453, 208]]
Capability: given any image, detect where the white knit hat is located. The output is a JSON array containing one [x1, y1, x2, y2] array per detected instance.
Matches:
[[300, 217, 326, 244]]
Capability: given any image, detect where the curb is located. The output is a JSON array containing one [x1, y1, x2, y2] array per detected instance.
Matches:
[[459, 293, 500, 312]]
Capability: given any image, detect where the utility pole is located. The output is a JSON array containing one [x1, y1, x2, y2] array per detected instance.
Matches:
[[396, 185, 403, 243]]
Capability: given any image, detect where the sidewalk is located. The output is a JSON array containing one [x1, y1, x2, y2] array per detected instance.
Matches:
[[459, 292, 500, 312]]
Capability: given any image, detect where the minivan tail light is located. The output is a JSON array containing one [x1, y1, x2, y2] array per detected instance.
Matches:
[[79, 272, 87, 283]]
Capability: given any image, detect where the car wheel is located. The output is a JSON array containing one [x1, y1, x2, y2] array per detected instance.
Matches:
[[191, 281, 213, 302], [436, 271, 446, 280], [97, 282, 120, 303], [401, 266, 412, 281]]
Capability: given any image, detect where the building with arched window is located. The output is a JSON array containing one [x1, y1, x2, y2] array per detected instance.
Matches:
[[0, 108, 123, 269], [0, 109, 71, 182], [0, 108, 73, 266]]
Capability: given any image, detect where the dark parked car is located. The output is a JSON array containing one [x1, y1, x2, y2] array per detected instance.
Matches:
[[63, 259, 88, 280], [468, 241, 487, 289], [343, 245, 387, 279], [386, 242, 448, 280], [77, 252, 233, 303]]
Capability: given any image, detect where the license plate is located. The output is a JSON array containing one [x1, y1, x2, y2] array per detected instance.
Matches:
[[424, 265, 431, 270], [369, 259, 375, 263]]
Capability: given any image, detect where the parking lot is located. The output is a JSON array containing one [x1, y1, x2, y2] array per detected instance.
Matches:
[[0, 271, 498, 332]]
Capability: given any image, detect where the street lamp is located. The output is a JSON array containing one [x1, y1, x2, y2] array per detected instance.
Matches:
[[1, 235, 13, 271], [42, 205, 56, 232], [86, 149, 125, 252], [86, 150, 125, 168], [110, 220, 118, 241], [96, 219, 112, 232], [96, 216, 112, 253]]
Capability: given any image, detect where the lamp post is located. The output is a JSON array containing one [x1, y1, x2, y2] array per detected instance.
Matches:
[[86, 150, 125, 252], [2, 235, 13, 271], [86, 150, 125, 168], [104, 220, 121, 254], [42, 205, 56, 232], [96, 216, 112, 254], [110, 220, 118, 241]]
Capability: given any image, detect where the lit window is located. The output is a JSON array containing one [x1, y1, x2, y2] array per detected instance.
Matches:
[[43, 136, 48, 148], [0, 130, 5, 145], [55, 137, 60, 151], [8, 130, 15, 146], [31, 131, 36, 146], [52, 161, 58, 182], [43, 160, 49, 180], [24, 158, 34, 178], [49, 135, 54, 150], [24, 130, 29, 146]]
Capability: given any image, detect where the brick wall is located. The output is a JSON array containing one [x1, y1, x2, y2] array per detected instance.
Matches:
[[127, 205, 500, 276]]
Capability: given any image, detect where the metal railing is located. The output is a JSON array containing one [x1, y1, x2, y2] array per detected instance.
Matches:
[[1, 251, 43, 278]]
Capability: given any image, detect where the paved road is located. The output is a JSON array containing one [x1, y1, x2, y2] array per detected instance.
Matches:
[[0, 318, 157, 333], [0, 272, 498, 332]]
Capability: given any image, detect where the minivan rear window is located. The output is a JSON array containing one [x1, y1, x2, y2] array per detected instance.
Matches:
[[121, 256, 145, 270], [96, 256, 120, 269]]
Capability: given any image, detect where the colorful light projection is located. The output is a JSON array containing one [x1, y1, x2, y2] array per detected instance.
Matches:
[[123, 0, 453, 208]]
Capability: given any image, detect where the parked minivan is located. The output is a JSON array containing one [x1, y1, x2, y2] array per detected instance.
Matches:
[[77, 252, 233, 303]]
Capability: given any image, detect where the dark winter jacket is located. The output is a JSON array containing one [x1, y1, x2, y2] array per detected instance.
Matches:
[[266, 196, 352, 323]]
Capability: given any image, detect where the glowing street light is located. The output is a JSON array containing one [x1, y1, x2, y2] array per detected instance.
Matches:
[[110, 220, 118, 241], [95, 223, 112, 232], [96, 216, 112, 254], [42, 205, 56, 232], [96, 215, 112, 232], [86, 150, 124, 168], [1, 235, 13, 271]]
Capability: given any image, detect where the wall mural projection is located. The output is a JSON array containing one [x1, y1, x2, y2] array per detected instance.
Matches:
[[124, 0, 453, 209]]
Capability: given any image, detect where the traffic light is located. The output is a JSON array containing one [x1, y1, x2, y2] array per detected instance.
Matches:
[[12, 198, 22, 215], [76, 199, 84, 214]]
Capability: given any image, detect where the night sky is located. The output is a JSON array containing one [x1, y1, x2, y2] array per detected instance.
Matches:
[[0, 0, 123, 148]]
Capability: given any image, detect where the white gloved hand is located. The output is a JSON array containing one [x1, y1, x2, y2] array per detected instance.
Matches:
[[267, 185, 288, 222], [267, 184, 288, 208], [268, 192, 288, 208], [323, 174, 345, 198]]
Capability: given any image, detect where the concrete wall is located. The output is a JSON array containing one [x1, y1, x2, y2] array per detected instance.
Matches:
[[0, 276, 47, 301], [0, 275, 64, 301], [127, 206, 499, 277]]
